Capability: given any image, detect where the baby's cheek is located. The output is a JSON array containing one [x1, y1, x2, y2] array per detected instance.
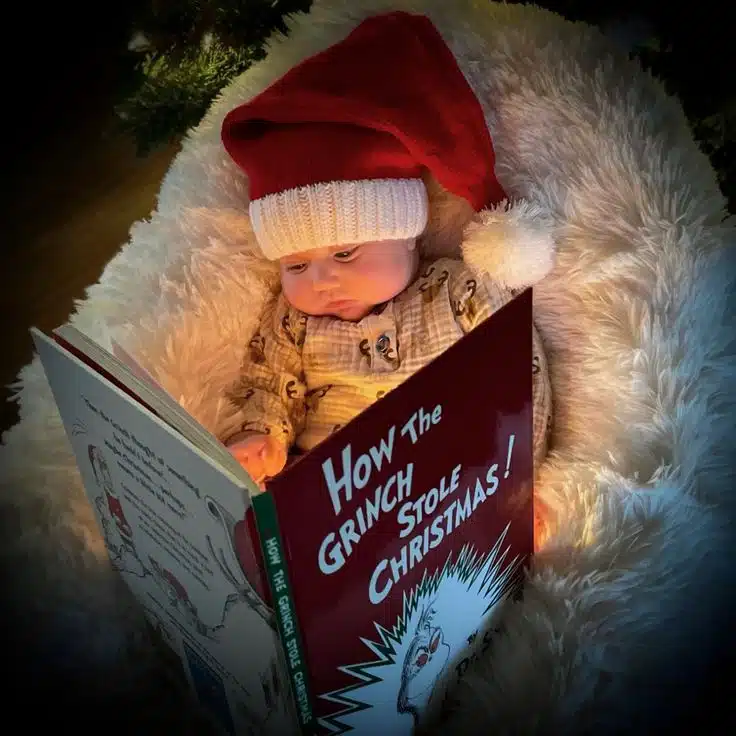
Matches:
[[280, 275, 299, 303], [282, 278, 313, 312], [364, 264, 410, 302]]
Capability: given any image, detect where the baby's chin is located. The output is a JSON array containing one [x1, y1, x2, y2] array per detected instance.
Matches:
[[324, 303, 373, 322], [304, 301, 373, 322]]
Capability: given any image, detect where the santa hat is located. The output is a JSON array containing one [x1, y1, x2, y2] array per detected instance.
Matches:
[[221, 11, 555, 286]]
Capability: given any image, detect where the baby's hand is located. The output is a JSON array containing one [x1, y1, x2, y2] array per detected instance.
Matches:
[[227, 433, 287, 489]]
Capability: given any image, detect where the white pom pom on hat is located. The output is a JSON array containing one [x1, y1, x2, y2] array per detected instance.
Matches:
[[462, 200, 557, 289]]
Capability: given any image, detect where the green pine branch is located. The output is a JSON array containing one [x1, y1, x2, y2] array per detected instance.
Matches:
[[632, 43, 736, 211], [116, 0, 312, 154], [116, 37, 260, 154]]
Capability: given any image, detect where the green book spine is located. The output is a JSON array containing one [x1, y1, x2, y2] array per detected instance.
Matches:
[[252, 492, 318, 735]]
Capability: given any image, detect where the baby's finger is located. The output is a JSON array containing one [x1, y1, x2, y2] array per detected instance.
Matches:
[[231, 444, 262, 464], [263, 454, 284, 476]]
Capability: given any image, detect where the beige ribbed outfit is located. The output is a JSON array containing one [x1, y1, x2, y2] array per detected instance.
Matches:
[[226, 257, 552, 464]]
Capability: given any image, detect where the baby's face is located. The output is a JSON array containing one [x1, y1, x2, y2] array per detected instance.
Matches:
[[279, 239, 418, 321]]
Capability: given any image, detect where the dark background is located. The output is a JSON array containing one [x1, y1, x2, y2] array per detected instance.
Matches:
[[1, 1, 176, 434], [1, 0, 733, 731]]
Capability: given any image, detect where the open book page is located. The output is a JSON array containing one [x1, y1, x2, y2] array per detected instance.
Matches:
[[52, 324, 248, 485], [110, 336, 167, 392], [33, 328, 298, 734]]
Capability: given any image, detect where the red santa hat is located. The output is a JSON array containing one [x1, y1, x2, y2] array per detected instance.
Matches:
[[221, 11, 555, 285]]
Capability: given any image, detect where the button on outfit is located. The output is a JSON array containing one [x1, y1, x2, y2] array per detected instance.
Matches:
[[375, 334, 390, 353]]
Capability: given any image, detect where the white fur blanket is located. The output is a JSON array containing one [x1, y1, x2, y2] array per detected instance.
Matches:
[[2, 0, 735, 732]]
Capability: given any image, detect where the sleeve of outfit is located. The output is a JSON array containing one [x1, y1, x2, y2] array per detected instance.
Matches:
[[223, 294, 308, 450], [448, 261, 553, 466]]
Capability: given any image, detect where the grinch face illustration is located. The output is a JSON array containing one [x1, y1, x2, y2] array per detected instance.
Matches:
[[149, 556, 209, 636], [87, 443, 149, 577], [88, 444, 133, 542], [151, 557, 192, 607], [396, 601, 451, 726], [89, 444, 113, 490], [203, 495, 275, 628]]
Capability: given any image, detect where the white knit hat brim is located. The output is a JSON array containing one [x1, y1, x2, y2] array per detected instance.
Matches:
[[249, 178, 428, 260]]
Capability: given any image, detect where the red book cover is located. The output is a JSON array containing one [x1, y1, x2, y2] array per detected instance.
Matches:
[[252, 289, 535, 734]]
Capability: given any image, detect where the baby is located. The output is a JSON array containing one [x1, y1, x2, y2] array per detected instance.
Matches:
[[217, 19, 554, 486], [223, 235, 552, 487]]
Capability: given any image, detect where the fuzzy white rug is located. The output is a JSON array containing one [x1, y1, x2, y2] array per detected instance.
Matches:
[[2, 0, 735, 732]]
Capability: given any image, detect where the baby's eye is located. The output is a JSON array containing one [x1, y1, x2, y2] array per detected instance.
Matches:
[[285, 263, 307, 274], [333, 246, 359, 262]]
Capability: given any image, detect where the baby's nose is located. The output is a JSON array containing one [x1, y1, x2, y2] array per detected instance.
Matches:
[[311, 263, 339, 291]]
